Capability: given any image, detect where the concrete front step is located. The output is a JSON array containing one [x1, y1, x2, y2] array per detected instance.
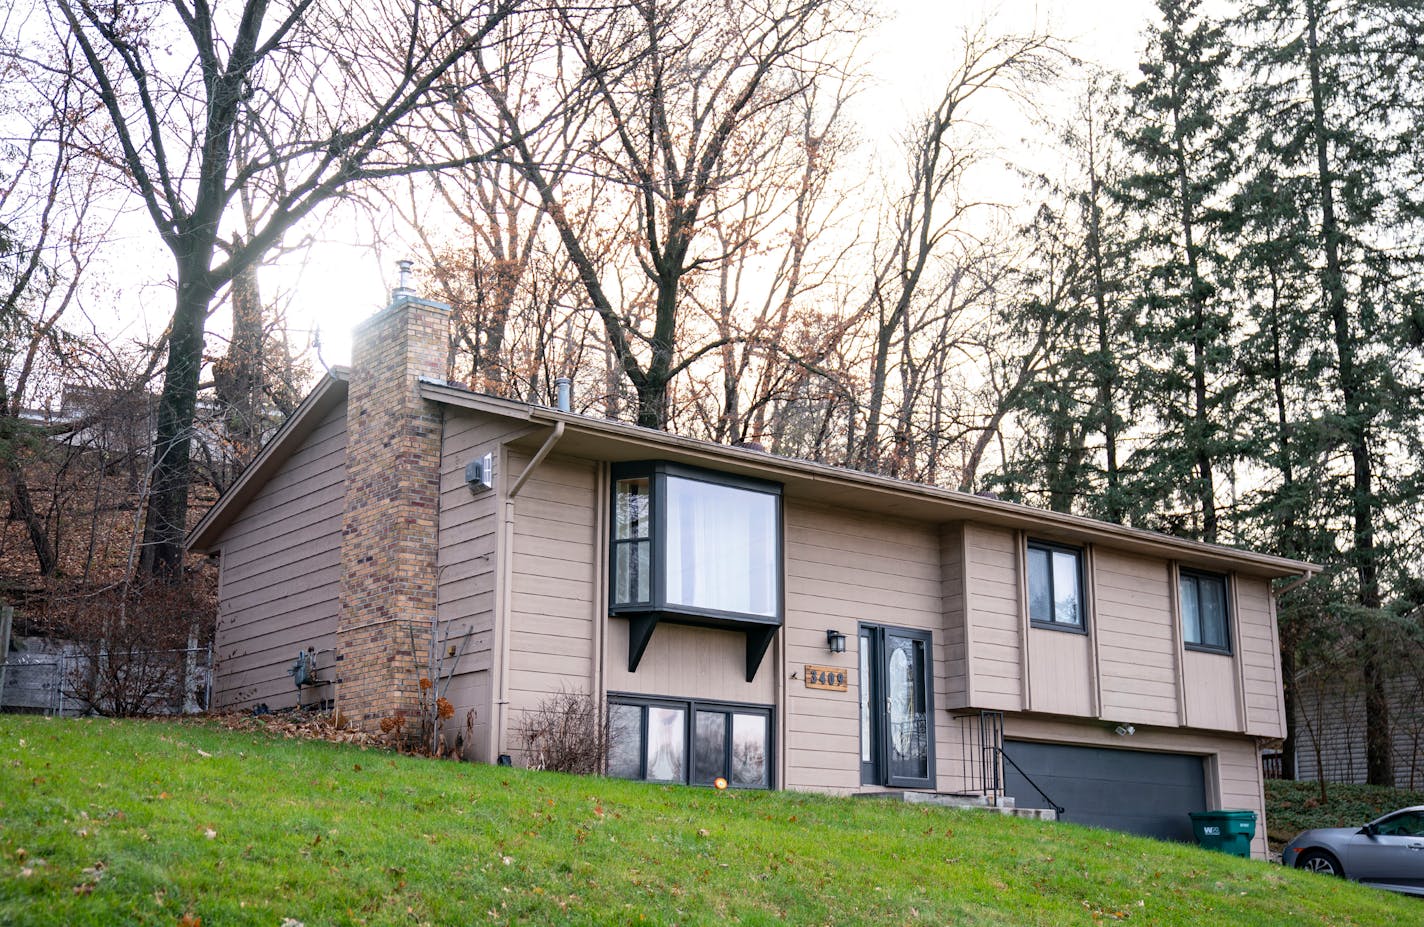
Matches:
[[859, 790, 1058, 821]]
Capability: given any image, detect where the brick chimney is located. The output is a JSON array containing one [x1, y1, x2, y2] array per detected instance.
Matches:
[[337, 265, 450, 731]]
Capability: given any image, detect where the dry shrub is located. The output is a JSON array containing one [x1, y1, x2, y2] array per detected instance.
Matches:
[[51, 575, 216, 717], [522, 688, 607, 774]]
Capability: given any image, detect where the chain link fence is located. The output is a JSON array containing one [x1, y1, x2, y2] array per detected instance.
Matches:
[[1, 642, 212, 717]]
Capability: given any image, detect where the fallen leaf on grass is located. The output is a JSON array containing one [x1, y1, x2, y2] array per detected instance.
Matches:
[[178, 914, 202, 927], [203, 827, 217, 840], [196, 749, 212, 758]]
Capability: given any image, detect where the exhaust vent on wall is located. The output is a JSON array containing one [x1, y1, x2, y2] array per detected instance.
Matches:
[[465, 452, 494, 493]]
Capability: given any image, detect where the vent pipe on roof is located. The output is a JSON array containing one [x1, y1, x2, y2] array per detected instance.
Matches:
[[391, 259, 416, 302], [554, 377, 572, 413]]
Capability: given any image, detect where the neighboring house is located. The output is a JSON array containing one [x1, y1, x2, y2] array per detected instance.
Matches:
[[1293, 659, 1424, 790], [186, 288, 1315, 859]]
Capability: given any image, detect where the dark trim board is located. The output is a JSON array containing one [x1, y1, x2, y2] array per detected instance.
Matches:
[[1002, 740, 1208, 842]]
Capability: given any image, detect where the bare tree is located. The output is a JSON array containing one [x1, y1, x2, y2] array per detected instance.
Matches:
[[854, 27, 1058, 474], [54, 0, 531, 578], [385, 11, 599, 400], [479, 0, 859, 429], [0, 16, 154, 580]]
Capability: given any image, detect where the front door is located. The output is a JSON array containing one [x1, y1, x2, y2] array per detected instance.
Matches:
[[860, 624, 934, 788]]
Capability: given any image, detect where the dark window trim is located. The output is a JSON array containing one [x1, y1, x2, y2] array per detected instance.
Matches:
[[609, 461, 785, 681], [1026, 539, 1088, 635], [858, 623, 936, 790], [607, 692, 775, 789], [1179, 568, 1233, 656]]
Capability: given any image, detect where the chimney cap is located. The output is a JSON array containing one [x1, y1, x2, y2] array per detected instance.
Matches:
[[391, 259, 416, 303]]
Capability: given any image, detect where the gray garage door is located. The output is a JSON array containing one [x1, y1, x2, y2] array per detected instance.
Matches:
[[1002, 740, 1207, 842]]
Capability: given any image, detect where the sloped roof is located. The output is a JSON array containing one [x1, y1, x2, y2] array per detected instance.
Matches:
[[186, 369, 348, 552]]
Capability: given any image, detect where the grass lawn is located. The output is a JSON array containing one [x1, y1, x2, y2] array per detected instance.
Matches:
[[1, 716, 1416, 926]]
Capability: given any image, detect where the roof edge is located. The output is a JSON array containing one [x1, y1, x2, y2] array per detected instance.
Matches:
[[187, 368, 350, 553], [420, 382, 1318, 579]]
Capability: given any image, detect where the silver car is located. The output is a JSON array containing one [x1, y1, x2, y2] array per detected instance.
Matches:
[[1282, 805, 1424, 896]]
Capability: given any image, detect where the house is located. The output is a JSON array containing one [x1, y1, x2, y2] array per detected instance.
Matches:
[[186, 286, 1316, 859], [1292, 656, 1424, 790]]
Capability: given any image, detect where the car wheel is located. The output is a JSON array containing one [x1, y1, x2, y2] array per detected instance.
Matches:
[[1296, 849, 1344, 877]]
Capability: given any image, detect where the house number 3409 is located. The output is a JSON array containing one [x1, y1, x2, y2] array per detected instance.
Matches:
[[804, 664, 849, 692]]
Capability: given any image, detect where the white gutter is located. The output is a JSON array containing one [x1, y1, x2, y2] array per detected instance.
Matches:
[[493, 421, 565, 760]]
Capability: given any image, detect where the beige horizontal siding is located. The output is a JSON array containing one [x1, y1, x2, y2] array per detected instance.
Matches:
[[1182, 650, 1240, 732], [941, 522, 968, 709], [1093, 549, 1179, 727], [783, 500, 951, 793], [503, 451, 600, 765], [606, 621, 776, 706], [1235, 577, 1284, 737], [963, 524, 1022, 712], [213, 403, 346, 711], [1028, 627, 1093, 716], [437, 411, 532, 761]]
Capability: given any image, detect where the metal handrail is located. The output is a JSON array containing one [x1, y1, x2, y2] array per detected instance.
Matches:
[[998, 745, 1066, 818]]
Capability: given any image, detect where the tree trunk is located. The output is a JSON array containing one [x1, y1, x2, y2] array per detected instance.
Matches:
[[1171, 88, 1217, 544], [139, 269, 214, 581], [1085, 139, 1121, 523], [213, 258, 265, 480], [1303, 0, 1389, 785], [6, 462, 58, 577], [1279, 625, 1299, 780]]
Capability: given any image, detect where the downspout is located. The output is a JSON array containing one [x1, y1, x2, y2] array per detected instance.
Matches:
[[494, 421, 565, 762], [1272, 570, 1317, 598], [592, 462, 609, 736]]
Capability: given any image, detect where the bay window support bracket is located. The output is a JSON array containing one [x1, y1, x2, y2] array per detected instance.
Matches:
[[746, 625, 776, 683], [626, 614, 658, 673]]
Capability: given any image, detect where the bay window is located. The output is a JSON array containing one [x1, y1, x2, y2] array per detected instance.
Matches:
[[610, 462, 783, 680]]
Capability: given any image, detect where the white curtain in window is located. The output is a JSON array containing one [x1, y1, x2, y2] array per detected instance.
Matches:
[[664, 477, 776, 617]]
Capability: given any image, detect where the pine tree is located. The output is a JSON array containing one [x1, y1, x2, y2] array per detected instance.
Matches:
[[1113, 0, 1243, 545], [1235, 0, 1424, 785], [988, 77, 1137, 520]]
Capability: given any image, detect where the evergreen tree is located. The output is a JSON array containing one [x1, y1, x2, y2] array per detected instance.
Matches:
[[989, 77, 1137, 520], [1113, 0, 1243, 544], [1235, 0, 1424, 785]]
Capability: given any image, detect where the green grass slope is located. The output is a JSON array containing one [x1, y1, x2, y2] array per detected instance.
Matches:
[[0, 717, 1414, 926]]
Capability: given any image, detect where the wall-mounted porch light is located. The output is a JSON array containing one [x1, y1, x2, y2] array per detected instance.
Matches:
[[826, 629, 847, 654]]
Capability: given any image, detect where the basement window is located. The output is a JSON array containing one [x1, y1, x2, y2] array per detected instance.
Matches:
[[607, 695, 772, 789], [610, 462, 783, 681]]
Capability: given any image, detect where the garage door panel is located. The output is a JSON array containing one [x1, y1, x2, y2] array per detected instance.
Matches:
[[1003, 740, 1207, 842]]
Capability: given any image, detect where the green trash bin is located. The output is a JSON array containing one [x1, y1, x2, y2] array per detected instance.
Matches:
[[1189, 810, 1257, 858]]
